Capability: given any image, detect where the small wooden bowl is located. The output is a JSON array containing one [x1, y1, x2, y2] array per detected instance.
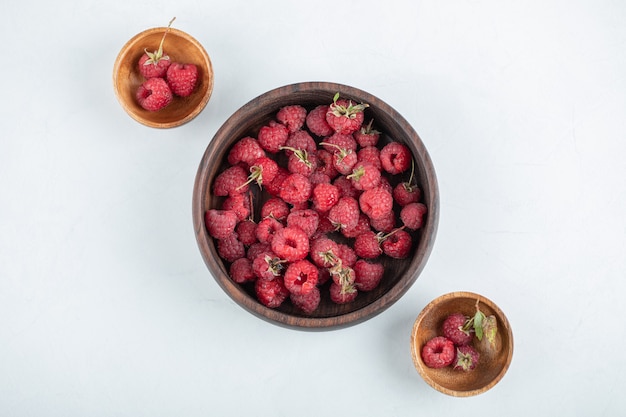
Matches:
[[192, 82, 439, 330], [113, 26, 214, 128], [410, 292, 514, 396]]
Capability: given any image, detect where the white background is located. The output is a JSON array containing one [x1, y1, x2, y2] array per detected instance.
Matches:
[[2, 0, 625, 415]]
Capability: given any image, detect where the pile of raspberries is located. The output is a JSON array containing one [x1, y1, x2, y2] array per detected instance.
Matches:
[[204, 93, 428, 314]]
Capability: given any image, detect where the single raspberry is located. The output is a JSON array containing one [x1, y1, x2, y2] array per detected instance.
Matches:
[[136, 77, 173, 111], [327, 145, 358, 176], [322, 132, 358, 152], [326, 93, 369, 135], [337, 243, 357, 267], [270, 226, 310, 262], [353, 230, 382, 259], [393, 182, 421, 206], [217, 234, 246, 262], [359, 186, 393, 220], [276, 105, 307, 132], [354, 259, 384, 291], [329, 265, 356, 289], [328, 197, 360, 232], [421, 336, 455, 369], [309, 236, 341, 268], [204, 209, 238, 239], [311, 183, 340, 212], [453, 345, 480, 371], [246, 242, 271, 261], [306, 105, 333, 137], [235, 220, 258, 246], [137, 18, 174, 79], [255, 276, 289, 308], [340, 213, 371, 238], [238, 157, 278, 189], [315, 149, 339, 180], [252, 251, 286, 281], [255, 217, 284, 244], [380, 142, 412, 175], [290, 286, 321, 314], [264, 167, 290, 197], [282, 147, 318, 177], [284, 130, 317, 154], [346, 162, 381, 191], [258, 120, 289, 153], [213, 165, 249, 197], [229, 257, 256, 284], [333, 175, 360, 199], [309, 171, 331, 185], [357, 146, 382, 171], [227, 137, 266, 167], [166, 62, 198, 97], [442, 313, 473, 346], [286, 209, 319, 237], [400, 202, 428, 230], [329, 280, 358, 304], [284, 260, 318, 295], [261, 197, 290, 222], [369, 210, 396, 233], [278, 173, 312, 205], [221, 193, 250, 221], [381, 228, 412, 259], [353, 119, 381, 147]]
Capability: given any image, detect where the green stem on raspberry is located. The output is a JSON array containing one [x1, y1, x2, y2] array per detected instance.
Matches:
[[143, 17, 176, 66], [376, 225, 407, 244], [403, 159, 416, 193], [319, 142, 351, 162], [237, 164, 264, 190], [279, 146, 312, 168], [330, 93, 369, 119], [346, 164, 365, 181]]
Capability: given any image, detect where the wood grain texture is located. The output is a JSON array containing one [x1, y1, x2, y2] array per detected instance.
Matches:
[[410, 292, 514, 396], [192, 82, 439, 330], [113, 27, 214, 128]]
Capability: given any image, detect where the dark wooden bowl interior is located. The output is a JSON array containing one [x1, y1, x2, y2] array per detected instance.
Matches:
[[410, 292, 514, 396], [113, 27, 214, 128], [192, 82, 439, 330]]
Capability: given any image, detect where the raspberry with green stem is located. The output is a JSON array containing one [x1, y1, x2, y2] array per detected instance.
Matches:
[[142, 17, 175, 68]]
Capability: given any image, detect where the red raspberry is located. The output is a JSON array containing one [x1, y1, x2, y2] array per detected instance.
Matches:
[[309, 236, 341, 268], [315, 149, 339, 180], [284, 148, 318, 177], [328, 197, 360, 232], [353, 230, 382, 259], [329, 265, 356, 288], [359, 186, 393, 220], [393, 182, 421, 207], [270, 226, 310, 262], [353, 259, 384, 291], [346, 162, 381, 191], [229, 257, 256, 284], [337, 243, 357, 267], [166, 62, 198, 97], [284, 260, 318, 295], [306, 105, 333, 137], [261, 197, 290, 222], [314, 214, 336, 236], [213, 165, 249, 197], [357, 146, 382, 171], [137, 21, 173, 78], [353, 119, 381, 147], [380, 142, 412, 175], [204, 209, 238, 239], [264, 167, 290, 197], [326, 93, 368, 135], [276, 105, 307, 132], [241, 157, 278, 189], [221, 193, 250, 221], [442, 313, 473, 346], [340, 213, 371, 238], [311, 183, 340, 212], [284, 130, 317, 155], [322, 132, 358, 152], [255, 277, 289, 308], [252, 251, 286, 281], [400, 202, 428, 230], [279, 173, 312, 205], [246, 242, 271, 261], [258, 120, 289, 153], [286, 209, 319, 237], [329, 280, 358, 304], [235, 220, 258, 246], [227, 137, 266, 167], [421, 336, 455, 369], [333, 175, 360, 199], [255, 217, 284, 244], [453, 345, 480, 371], [136, 77, 172, 111], [217, 234, 245, 262], [309, 171, 331, 186], [369, 210, 396, 233], [290, 286, 321, 314], [381, 229, 412, 259], [321, 144, 358, 176]]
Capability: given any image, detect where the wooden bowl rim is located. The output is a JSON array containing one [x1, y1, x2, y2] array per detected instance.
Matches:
[[410, 291, 514, 396], [112, 26, 214, 129], [192, 81, 439, 330]]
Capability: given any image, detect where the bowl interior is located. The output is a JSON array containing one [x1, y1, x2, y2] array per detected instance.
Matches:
[[410, 292, 514, 396], [193, 82, 439, 329], [113, 27, 214, 128]]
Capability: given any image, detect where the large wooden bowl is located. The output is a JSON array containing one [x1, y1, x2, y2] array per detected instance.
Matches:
[[113, 26, 214, 128], [410, 292, 514, 396], [192, 82, 439, 330]]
